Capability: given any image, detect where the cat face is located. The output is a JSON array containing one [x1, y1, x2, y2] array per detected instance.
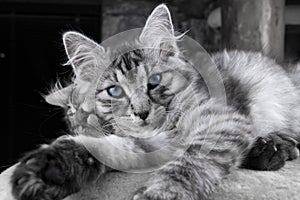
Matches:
[[46, 5, 194, 137], [94, 49, 191, 136]]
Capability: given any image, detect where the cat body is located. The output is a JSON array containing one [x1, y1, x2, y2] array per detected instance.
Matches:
[[11, 4, 300, 200], [213, 51, 300, 138]]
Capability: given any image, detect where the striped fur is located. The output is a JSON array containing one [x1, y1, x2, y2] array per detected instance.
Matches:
[[11, 4, 300, 200]]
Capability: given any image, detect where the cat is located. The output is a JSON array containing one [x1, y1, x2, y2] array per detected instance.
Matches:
[[11, 4, 300, 200]]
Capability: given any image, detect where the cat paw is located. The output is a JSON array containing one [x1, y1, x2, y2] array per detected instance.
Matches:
[[11, 138, 98, 200], [132, 186, 182, 200], [242, 133, 299, 171], [132, 179, 193, 200]]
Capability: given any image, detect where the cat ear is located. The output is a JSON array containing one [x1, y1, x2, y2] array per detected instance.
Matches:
[[45, 85, 73, 107], [140, 4, 179, 56], [63, 31, 105, 80]]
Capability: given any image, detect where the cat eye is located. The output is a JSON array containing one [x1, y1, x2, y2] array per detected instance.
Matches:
[[148, 74, 161, 89], [107, 85, 124, 98]]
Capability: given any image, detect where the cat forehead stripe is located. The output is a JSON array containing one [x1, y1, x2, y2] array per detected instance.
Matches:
[[110, 49, 144, 74]]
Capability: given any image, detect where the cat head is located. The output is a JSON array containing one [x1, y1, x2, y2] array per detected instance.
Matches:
[[45, 4, 196, 137]]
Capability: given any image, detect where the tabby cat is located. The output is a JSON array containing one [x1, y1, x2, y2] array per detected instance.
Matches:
[[11, 4, 300, 200]]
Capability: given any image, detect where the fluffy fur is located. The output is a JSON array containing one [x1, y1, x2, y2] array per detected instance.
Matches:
[[11, 4, 300, 200]]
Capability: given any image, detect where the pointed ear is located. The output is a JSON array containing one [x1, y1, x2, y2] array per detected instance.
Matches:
[[140, 4, 179, 56], [45, 85, 73, 107], [63, 31, 105, 80]]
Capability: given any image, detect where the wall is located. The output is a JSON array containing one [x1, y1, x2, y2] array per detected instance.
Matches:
[[101, 0, 221, 52]]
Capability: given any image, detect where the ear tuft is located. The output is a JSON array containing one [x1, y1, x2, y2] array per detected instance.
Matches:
[[63, 31, 105, 80], [143, 4, 174, 35], [140, 4, 179, 56], [45, 84, 73, 107]]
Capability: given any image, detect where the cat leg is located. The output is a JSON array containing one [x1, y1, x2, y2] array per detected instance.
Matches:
[[132, 114, 253, 200], [132, 143, 252, 200], [241, 132, 300, 171], [11, 136, 105, 200], [132, 155, 229, 200], [11, 133, 173, 200]]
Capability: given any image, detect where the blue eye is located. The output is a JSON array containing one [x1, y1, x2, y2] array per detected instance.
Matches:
[[148, 74, 161, 89], [107, 86, 124, 98]]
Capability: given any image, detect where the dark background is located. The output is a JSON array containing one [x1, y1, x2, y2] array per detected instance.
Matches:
[[1, 0, 102, 169], [1, 0, 300, 169]]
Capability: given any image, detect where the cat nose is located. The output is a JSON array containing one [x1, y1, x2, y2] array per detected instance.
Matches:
[[134, 111, 149, 120]]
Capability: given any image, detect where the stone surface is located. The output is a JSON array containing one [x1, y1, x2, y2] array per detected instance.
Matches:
[[65, 159, 300, 200], [2, 159, 299, 200]]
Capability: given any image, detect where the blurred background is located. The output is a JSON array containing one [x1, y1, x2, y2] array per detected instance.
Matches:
[[1, 0, 300, 169]]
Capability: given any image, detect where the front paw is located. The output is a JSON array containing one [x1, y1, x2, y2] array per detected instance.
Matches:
[[133, 186, 181, 200], [11, 139, 98, 200], [242, 133, 299, 171], [132, 179, 191, 200]]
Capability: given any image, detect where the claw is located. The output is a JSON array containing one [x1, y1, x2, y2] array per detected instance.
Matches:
[[25, 158, 36, 165], [132, 186, 147, 200], [17, 177, 27, 186]]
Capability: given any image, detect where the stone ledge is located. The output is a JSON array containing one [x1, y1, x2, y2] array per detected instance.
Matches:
[[66, 159, 300, 200], [1, 160, 299, 200]]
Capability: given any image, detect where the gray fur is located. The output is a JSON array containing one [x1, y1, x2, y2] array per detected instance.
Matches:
[[43, 4, 300, 200]]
